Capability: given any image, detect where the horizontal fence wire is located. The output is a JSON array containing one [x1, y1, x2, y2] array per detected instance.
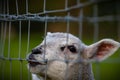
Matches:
[[0, 0, 120, 80], [0, 0, 120, 22], [0, 14, 120, 22]]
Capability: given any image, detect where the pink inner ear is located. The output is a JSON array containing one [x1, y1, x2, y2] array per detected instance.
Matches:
[[97, 42, 114, 58]]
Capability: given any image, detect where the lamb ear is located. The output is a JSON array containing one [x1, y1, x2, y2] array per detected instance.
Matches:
[[84, 39, 120, 62]]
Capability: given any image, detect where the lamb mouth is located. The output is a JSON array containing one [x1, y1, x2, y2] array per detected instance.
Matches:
[[28, 61, 41, 67], [28, 60, 46, 67]]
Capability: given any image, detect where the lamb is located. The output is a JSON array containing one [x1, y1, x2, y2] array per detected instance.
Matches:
[[27, 32, 120, 80]]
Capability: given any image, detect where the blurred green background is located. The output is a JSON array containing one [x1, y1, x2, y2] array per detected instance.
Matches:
[[0, 0, 120, 80]]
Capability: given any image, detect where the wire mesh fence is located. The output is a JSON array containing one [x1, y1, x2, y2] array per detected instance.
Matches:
[[0, 0, 120, 80]]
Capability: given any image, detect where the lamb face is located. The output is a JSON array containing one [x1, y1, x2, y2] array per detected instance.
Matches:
[[27, 32, 120, 80], [27, 32, 84, 79]]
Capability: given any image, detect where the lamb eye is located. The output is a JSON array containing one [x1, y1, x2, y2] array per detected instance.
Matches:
[[68, 45, 77, 53], [60, 46, 65, 51]]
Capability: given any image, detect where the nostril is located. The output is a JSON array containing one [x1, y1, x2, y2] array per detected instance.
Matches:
[[28, 54, 35, 60], [32, 49, 42, 54]]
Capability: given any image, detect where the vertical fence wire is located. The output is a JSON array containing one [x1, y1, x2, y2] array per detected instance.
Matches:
[[65, 0, 68, 10], [65, 12, 70, 80], [1, 22, 7, 80], [0, 0, 3, 57], [16, 0, 19, 15], [18, 20, 23, 80], [25, 0, 30, 78], [93, 4, 100, 80], [2, 60, 5, 80], [17, 0, 23, 76], [43, 0, 47, 59], [0, 21, 3, 80], [2, 22, 7, 58], [43, 0, 48, 79], [9, 60, 12, 80], [3, 0, 5, 17], [44, 7, 48, 80], [6, 0, 10, 59], [8, 22, 12, 80], [1, 0, 6, 63], [78, 1, 83, 79], [0, 22, 3, 57], [20, 60, 23, 80], [79, 8, 83, 40], [26, 20, 30, 55], [8, 22, 11, 58], [2, 0, 6, 57], [43, 0, 46, 13], [27, 20, 31, 80], [44, 18, 47, 60], [93, 4, 99, 42], [18, 21, 22, 59], [26, 0, 28, 14], [6, 0, 9, 15], [44, 17, 48, 80], [65, 0, 69, 80]]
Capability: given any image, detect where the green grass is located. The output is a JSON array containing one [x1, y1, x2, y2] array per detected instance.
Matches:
[[0, 33, 43, 80]]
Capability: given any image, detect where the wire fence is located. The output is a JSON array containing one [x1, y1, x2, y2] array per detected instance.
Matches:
[[0, 0, 120, 80]]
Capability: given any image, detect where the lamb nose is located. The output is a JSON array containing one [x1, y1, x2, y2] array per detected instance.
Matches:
[[32, 49, 42, 54], [28, 54, 35, 60]]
